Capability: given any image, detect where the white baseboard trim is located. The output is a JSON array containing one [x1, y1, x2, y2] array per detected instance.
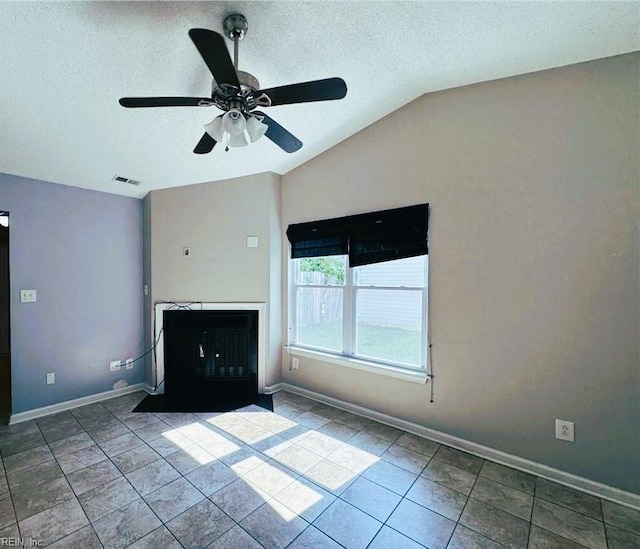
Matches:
[[276, 382, 640, 510], [263, 384, 283, 395], [9, 383, 149, 425], [141, 383, 156, 395]]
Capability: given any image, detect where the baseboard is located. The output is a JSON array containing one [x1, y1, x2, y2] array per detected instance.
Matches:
[[9, 383, 149, 425], [276, 383, 640, 511], [141, 383, 156, 395], [263, 383, 283, 395]]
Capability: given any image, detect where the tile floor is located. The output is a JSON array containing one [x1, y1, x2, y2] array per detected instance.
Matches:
[[0, 390, 638, 548]]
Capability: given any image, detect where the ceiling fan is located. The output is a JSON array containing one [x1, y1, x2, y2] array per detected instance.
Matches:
[[119, 13, 347, 155]]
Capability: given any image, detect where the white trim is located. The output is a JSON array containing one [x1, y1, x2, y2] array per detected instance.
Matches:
[[275, 382, 640, 510], [263, 383, 283, 395], [153, 302, 267, 395], [285, 346, 429, 384], [9, 383, 149, 425]]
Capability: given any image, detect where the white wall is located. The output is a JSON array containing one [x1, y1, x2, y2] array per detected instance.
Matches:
[[146, 172, 282, 387], [281, 53, 640, 494]]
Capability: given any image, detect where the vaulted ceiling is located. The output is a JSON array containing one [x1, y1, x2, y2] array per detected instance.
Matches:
[[1, 1, 638, 198]]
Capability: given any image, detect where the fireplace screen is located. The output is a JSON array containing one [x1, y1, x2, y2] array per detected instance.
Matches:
[[163, 310, 258, 398]]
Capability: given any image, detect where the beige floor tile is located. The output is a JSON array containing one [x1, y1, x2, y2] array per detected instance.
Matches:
[[166, 498, 235, 548], [470, 476, 533, 521], [313, 499, 382, 549], [405, 476, 467, 521], [460, 498, 530, 549], [143, 477, 204, 522], [240, 500, 308, 549], [387, 498, 456, 549], [92, 498, 161, 548], [532, 498, 607, 549], [422, 458, 477, 495]]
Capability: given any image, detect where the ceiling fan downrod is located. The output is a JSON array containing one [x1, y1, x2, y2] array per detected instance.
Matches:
[[223, 13, 248, 72]]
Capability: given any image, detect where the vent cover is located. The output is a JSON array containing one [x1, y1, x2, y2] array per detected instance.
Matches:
[[112, 175, 141, 186]]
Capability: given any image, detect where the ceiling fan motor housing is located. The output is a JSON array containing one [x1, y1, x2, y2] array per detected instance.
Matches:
[[211, 70, 270, 113]]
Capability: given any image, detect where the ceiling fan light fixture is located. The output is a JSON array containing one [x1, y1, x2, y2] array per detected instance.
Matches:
[[228, 132, 249, 147], [204, 115, 224, 141], [222, 108, 247, 135], [246, 115, 268, 142]]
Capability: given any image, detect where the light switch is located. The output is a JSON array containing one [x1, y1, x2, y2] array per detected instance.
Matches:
[[247, 236, 259, 248], [46, 372, 55, 385], [20, 289, 37, 303]]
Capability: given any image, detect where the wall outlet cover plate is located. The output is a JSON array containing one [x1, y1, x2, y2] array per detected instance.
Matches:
[[20, 289, 37, 303], [555, 419, 575, 442]]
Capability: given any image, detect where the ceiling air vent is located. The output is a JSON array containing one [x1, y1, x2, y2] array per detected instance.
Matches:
[[113, 175, 141, 186]]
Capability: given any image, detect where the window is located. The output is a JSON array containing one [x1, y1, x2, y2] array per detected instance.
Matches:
[[290, 254, 428, 372]]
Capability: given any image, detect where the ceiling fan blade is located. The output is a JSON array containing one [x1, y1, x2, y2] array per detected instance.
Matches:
[[256, 77, 347, 107], [119, 97, 214, 108], [254, 111, 302, 153], [193, 133, 217, 154], [189, 28, 240, 88]]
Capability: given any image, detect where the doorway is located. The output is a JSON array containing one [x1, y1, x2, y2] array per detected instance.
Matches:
[[0, 211, 10, 422]]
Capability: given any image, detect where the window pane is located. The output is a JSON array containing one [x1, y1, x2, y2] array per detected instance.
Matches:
[[296, 256, 346, 285], [296, 287, 343, 351], [354, 255, 425, 287], [355, 289, 423, 366]]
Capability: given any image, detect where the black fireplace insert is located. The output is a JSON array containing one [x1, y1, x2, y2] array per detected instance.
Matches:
[[162, 309, 258, 402]]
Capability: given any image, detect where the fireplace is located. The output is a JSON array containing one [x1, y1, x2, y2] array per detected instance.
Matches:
[[153, 303, 267, 397], [163, 309, 258, 401]]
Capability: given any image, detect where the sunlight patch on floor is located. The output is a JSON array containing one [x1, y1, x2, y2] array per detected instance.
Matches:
[[160, 407, 382, 522]]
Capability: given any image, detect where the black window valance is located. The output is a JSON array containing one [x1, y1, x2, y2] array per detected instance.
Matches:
[[286, 204, 428, 267]]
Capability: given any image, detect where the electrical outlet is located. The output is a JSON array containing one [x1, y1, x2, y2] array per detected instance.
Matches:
[[110, 360, 123, 372], [291, 357, 300, 371], [20, 289, 37, 303], [125, 358, 134, 370], [46, 372, 55, 385], [555, 419, 575, 442]]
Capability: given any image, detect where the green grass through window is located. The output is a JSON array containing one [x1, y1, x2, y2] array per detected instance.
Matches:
[[297, 323, 422, 366]]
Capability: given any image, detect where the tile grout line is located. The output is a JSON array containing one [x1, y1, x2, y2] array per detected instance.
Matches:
[[453, 454, 484, 547], [526, 474, 537, 548]]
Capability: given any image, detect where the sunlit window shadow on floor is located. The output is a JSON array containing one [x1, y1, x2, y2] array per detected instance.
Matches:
[[158, 401, 381, 530]]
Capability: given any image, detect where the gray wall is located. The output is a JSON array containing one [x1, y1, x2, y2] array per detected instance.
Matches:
[[0, 174, 144, 413], [145, 172, 282, 388], [281, 53, 640, 494]]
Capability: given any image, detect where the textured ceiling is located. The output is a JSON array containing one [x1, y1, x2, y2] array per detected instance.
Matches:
[[1, 1, 638, 198]]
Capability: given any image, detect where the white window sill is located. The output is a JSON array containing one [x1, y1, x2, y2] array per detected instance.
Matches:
[[285, 346, 429, 384]]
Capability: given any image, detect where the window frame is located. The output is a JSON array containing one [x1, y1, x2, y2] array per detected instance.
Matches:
[[287, 254, 430, 383]]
